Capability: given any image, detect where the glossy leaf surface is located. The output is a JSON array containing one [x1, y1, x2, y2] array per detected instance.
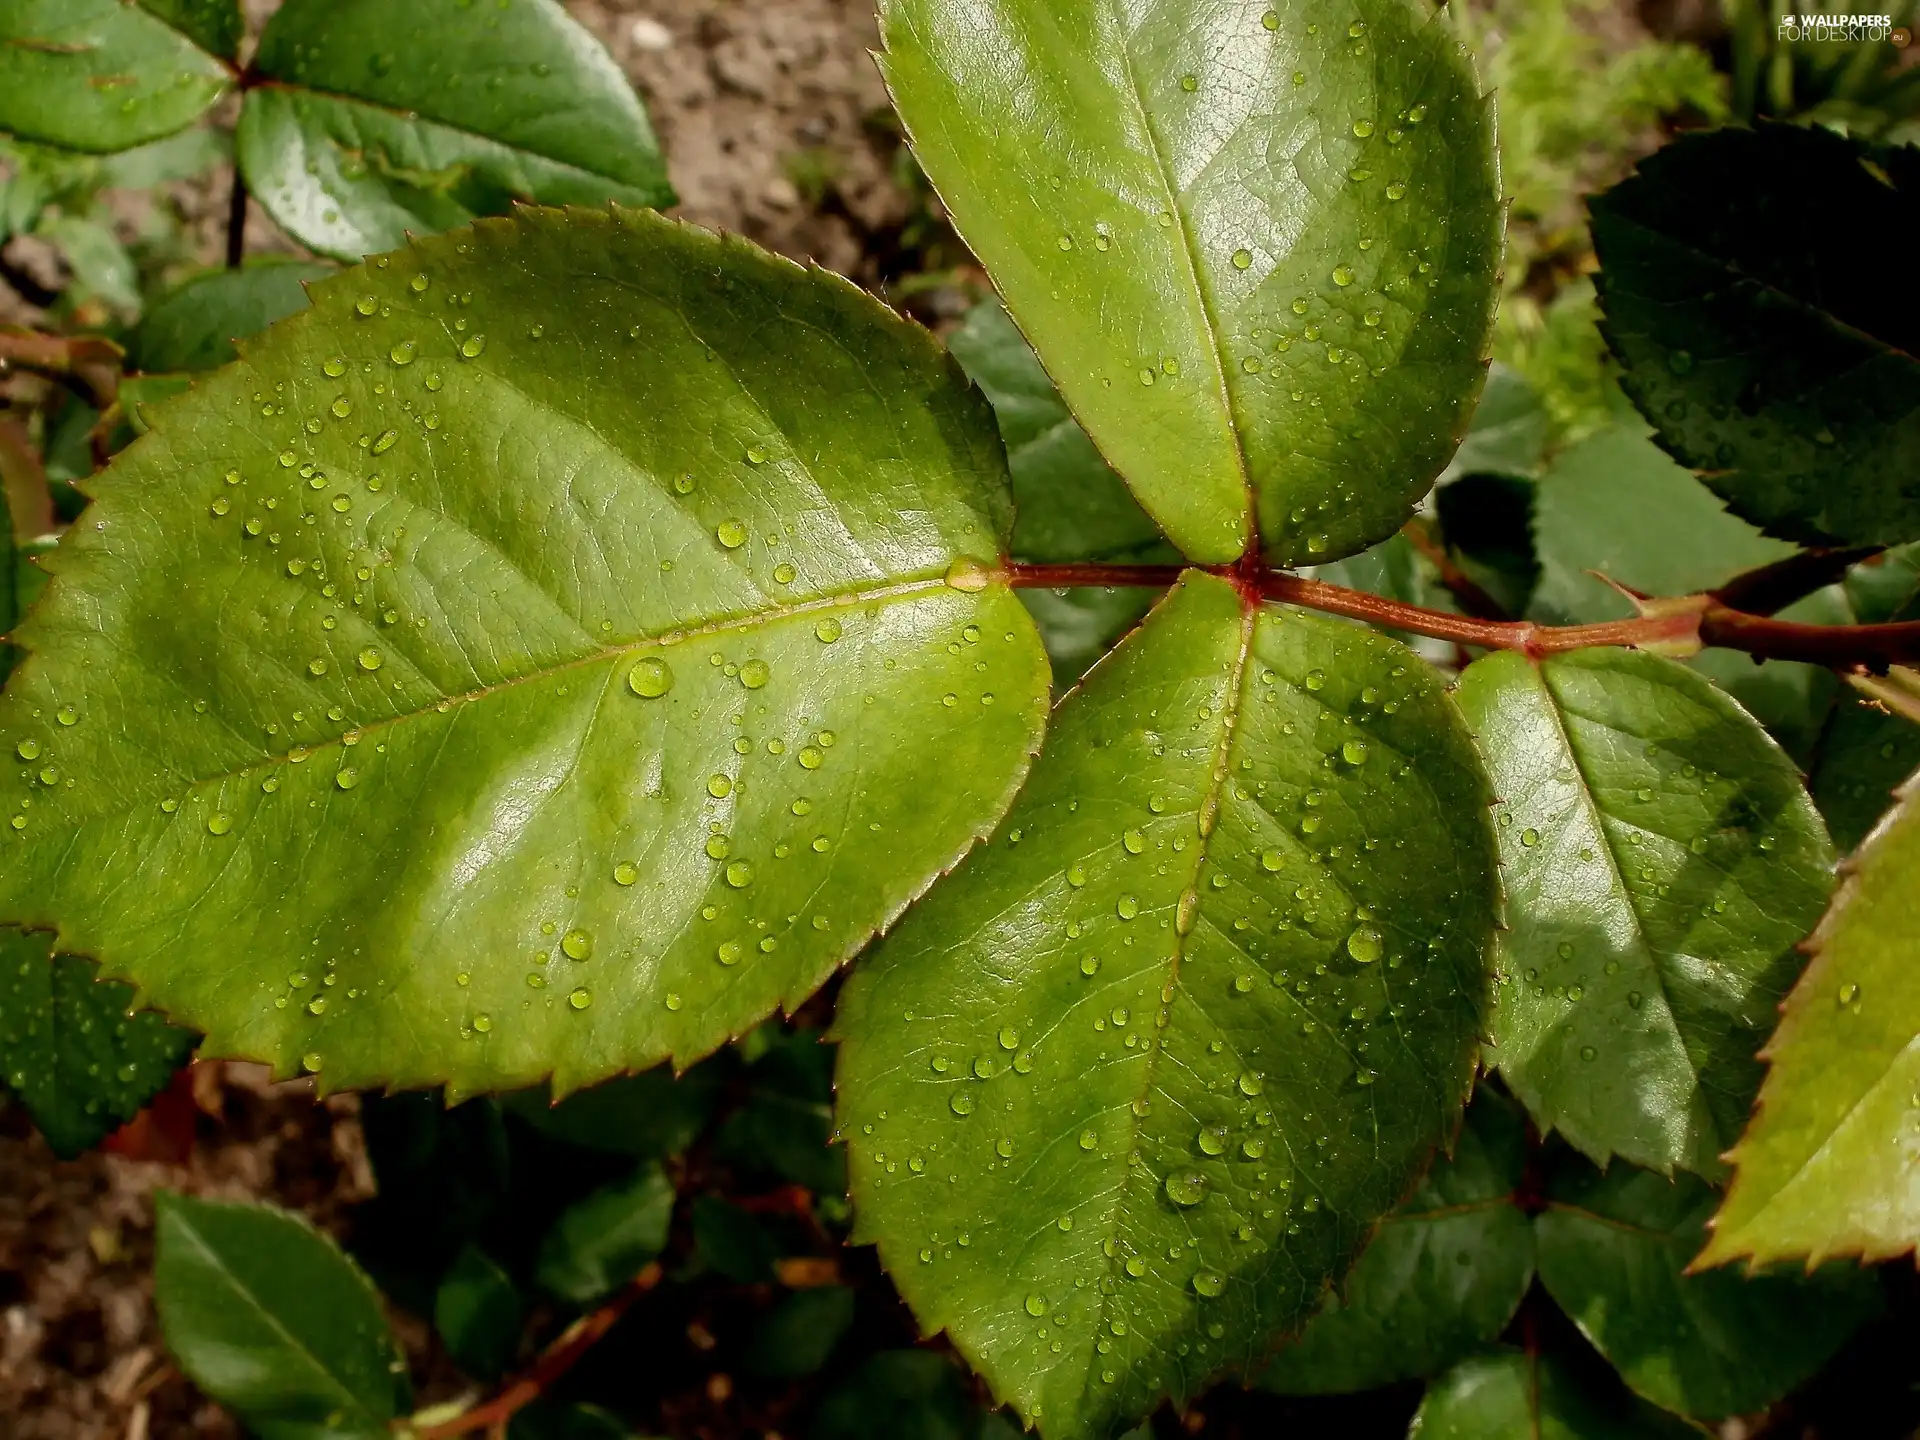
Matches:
[[128, 260, 334, 374], [155, 1193, 407, 1440], [880, 0, 1502, 564], [1262, 1087, 1532, 1394], [0, 927, 197, 1157], [1592, 122, 1920, 547], [1457, 649, 1834, 1177], [237, 0, 673, 260], [1703, 772, 1920, 1265], [1537, 1156, 1878, 1420], [0, 0, 230, 153], [837, 573, 1498, 1438], [1410, 1347, 1702, 1440], [0, 208, 1051, 1097]]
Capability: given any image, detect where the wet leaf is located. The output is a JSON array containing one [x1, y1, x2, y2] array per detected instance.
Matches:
[[835, 573, 1497, 1438], [129, 260, 335, 373], [1592, 122, 1920, 547], [155, 1192, 408, 1440], [0, 208, 1050, 1097], [1457, 649, 1834, 1177], [137, 0, 241, 61], [1411, 1346, 1702, 1439], [879, 0, 1501, 564], [236, 0, 673, 259]]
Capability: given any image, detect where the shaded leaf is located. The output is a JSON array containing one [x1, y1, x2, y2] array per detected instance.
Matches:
[[118, 373, 194, 437], [692, 1195, 779, 1284], [1261, 1087, 1533, 1394], [501, 1061, 720, 1159], [715, 1027, 844, 1196], [1440, 365, 1551, 484], [1537, 1155, 1878, 1420], [137, 0, 241, 61], [129, 260, 334, 373], [1018, 586, 1164, 692], [155, 1192, 408, 1440], [879, 0, 1501, 564], [0, 208, 1051, 1097], [1702, 770, 1920, 1266], [0, 0, 229, 153], [1811, 694, 1920, 853], [535, 1163, 674, 1306], [748, 1284, 857, 1378], [0, 927, 197, 1157], [1593, 122, 1920, 548], [434, 1243, 522, 1380], [1456, 648, 1834, 1177], [835, 573, 1498, 1438], [236, 0, 672, 259], [811, 1350, 982, 1440], [354, 1091, 511, 1307], [1410, 1346, 1702, 1439]]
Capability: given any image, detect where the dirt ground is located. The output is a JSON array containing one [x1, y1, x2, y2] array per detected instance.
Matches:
[[0, 5, 912, 1437]]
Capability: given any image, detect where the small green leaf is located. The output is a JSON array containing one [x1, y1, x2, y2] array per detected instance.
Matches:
[[1702, 769, 1920, 1266], [835, 573, 1498, 1438], [0, 0, 230, 153], [1592, 122, 1920, 547], [0, 928, 197, 1157], [748, 1285, 857, 1378], [714, 1027, 844, 1196], [0, 208, 1050, 1097], [155, 1192, 408, 1440], [136, 0, 241, 60], [535, 1163, 674, 1306], [1411, 1346, 1703, 1439], [811, 1350, 983, 1440], [117, 373, 195, 437], [501, 1062, 720, 1158], [434, 1243, 522, 1380], [1457, 648, 1835, 1177], [1018, 586, 1165, 692], [1537, 1154, 1878, 1420], [1441, 365, 1552, 483], [1812, 695, 1920, 854], [129, 260, 335, 374], [237, 0, 672, 259], [879, 0, 1502, 565], [1261, 1087, 1533, 1395], [1527, 422, 1793, 626], [692, 1194, 779, 1284]]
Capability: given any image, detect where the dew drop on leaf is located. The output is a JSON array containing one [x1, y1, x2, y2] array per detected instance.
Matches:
[[628, 657, 673, 697]]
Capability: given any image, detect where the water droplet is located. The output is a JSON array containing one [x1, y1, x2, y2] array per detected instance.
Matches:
[[207, 812, 233, 836], [1238, 1070, 1264, 1096], [799, 746, 824, 770], [739, 659, 770, 690], [1840, 983, 1861, 1007], [472, 1013, 493, 1033], [1232, 248, 1253, 270], [335, 768, 360, 790], [357, 647, 383, 672], [1667, 349, 1695, 375], [15, 740, 41, 761], [1520, 828, 1540, 848], [715, 519, 748, 550], [1193, 1271, 1225, 1298], [1198, 1125, 1228, 1155], [950, 1092, 976, 1116], [1080, 955, 1101, 976], [354, 295, 378, 317], [460, 335, 487, 359], [1180, 73, 1198, 91], [1332, 265, 1356, 286], [1305, 668, 1326, 691], [569, 987, 592, 1010], [1117, 895, 1140, 920], [1580, 1045, 1597, 1061], [1123, 828, 1146, 854], [1346, 927, 1383, 964], [1342, 739, 1369, 765], [1164, 1171, 1206, 1206], [945, 557, 992, 592], [1079, 1130, 1097, 1150], [1263, 8, 1279, 28], [628, 657, 673, 697], [614, 862, 639, 886], [1352, 119, 1375, 138], [561, 929, 592, 961], [999, 1026, 1020, 1050], [55, 709, 77, 727], [323, 357, 347, 377], [726, 860, 754, 888]]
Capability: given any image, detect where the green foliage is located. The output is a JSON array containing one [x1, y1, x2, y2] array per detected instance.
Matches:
[[879, 0, 1502, 565], [155, 1192, 409, 1440], [1592, 123, 1920, 548], [1410, 1346, 1704, 1439], [537, 1165, 674, 1305], [128, 260, 334, 374], [434, 1244, 523, 1379]]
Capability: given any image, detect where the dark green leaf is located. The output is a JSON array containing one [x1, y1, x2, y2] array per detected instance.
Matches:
[[879, 0, 1502, 564], [811, 1350, 980, 1440], [716, 1030, 845, 1197], [0, 928, 196, 1157], [1527, 423, 1792, 626], [118, 373, 195, 437], [129, 260, 334, 373], [692, 1194, 779, 1284], [501, 1061, 720, 1159], [835, 573, 1498, 1437], [1456, 648, 1835, 1177], [535, 1163, 674, 1306], [236, 0, 672, 259], [1702, 769, 1920, 1266], [509, 1402, 645, 1440], [1845, 544, 1920, 625], [1592, 122, 1920, 547], [1434, 475, 1537, 619], [1812, 693, 1920, 853], [0, 0, 229, 153], [1440, 365, 1551, 483], [1688, 588, 1850, 769], [155, 1192, 408, 1440], [1410, 1347, 1703, 1439], [0, 208, 1051, 1097], [1537, 1155, 1878, 1420], [137, 0, 240, 60], [1261, 1088, 1533, 1394], [748, 1285, 857, 1378], [355, 1092, 511, 1306], [434, 1243, 522, 1380]]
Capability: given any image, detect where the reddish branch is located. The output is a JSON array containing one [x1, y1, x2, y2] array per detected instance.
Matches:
[[414, 1263, 663, 1438], [1000, 560, 1920, 671]]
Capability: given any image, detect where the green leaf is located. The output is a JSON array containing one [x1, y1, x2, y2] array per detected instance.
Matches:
[[1812, 694, 1920, 853], [0, 0, 229, 153], [38, 212, 141, 316], [1702, 770, 1920, 1266], [1018, 586, 1165, 692], [509, 1401, 644, 1440], [715, 1027, 844, 1196], [1591, 122, 1920, 547], [835, 572, 1498, 1438], [1527, 422, 1793, 626], [0, 207, 1051, 1097], [137, 0, 241, 61], [0, 927, 197, 1157], [129, 260, 335, 374], [1536, 1155, 1879, 1420], [1440, 364, 1552, 483], [236, 0, 673, 260], [811, 1350, 984, 1440], [1410, 1347, 1704, 1440], [878, 0, 1502, 565], [692, 1194, 780, 1283], [748, 1285, 857, 1378], [434, 1243, 522, 1379], [535, 1163, 674, 1306], [1261, 1087, 1533, 1394], [501, 1062, 720, 1158], [1456, 648, 1835, 1177], [118, 373, 195, 437], [155, 1192, 408, 1440]]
